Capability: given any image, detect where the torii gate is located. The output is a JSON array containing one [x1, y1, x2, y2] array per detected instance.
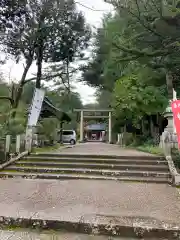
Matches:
[[74, 109, 113, 143]]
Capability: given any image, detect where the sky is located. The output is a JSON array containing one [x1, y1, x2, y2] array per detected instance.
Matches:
[[0, 0, 113, 104]]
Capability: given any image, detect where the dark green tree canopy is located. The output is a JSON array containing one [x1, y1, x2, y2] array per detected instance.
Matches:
[[0, 0, 29, 32]]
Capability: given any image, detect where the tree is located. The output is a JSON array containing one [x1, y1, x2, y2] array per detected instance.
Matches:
[[0, 79, 27, 136], [0, 0, 28, 32], [47, 90, 83, 130], [81, 18, 112, 90], [81, 6, 173, 139], [112, 74, 167, 127], [33, 0, 91, 89], [1, 0, 91, 115], [0, 76, 84, 136], [96, 90, 112, 109], [105, 0, 180, 99]]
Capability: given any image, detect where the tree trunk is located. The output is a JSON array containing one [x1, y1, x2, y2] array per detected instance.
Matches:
[[166, 71, 173, 100], [36, 43, 43, 89], [141, 119, 145, 135], [0, 97, 13, 106], [150, 116, 154, 137], [59, 121, 63, 144], [36, 15, 45, 89], [11, 60, 33, 118]]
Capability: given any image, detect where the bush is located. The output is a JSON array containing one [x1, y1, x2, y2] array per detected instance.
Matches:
[[171, 148, 180, 170], [136, 144, 163, 155], [126, 134, 154, 147], [0, 140, 5, 163]]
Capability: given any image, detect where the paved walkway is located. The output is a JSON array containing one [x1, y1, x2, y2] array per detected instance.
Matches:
[[0, 229, 138, 239], [0, 143, 179, 238], [58, 142, 155, 156], [0, 178, 179, 226]]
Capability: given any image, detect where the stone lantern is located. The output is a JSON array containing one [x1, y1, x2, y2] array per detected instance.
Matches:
[[163, 101, 174, 134]]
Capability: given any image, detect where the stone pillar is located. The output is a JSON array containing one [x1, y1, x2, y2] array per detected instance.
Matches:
[[16, 135, 21, 154], [160, 101, 177, 150], [25, 127, 33, 152], [5, 135, 11, 161], [80, 110, 84, 142], [117, 133, 120, 144], [108, 111, 112, 144]]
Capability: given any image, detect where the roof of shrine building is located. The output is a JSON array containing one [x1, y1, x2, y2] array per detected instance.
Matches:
[[40, 97, 71, 122]]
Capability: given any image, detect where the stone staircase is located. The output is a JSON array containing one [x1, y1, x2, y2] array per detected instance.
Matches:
[[0, 153, 171, 183]]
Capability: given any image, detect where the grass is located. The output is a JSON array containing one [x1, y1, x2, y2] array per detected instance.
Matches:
[[32, 143, 63, 153], [129, 144, 164, 156]]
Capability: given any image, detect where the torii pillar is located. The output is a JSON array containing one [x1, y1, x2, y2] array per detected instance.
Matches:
[[80, 110, 84, 142], [108, 111, 112, 144]]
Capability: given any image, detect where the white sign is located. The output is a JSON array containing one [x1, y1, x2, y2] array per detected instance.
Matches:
[[27, 88, 45, 127]]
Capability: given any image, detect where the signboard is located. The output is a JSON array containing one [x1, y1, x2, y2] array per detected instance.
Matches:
[[83, 111, 108, 117], [171, 100, 180, 148], [27, 88, 45, 127]]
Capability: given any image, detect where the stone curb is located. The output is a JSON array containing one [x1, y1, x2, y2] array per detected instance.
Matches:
[[0, 144, 75, 171], [165, 156, 180, 186], [30, 153, 165, 160], [0, 151, 28, 170], [0, 216, 180, 239]]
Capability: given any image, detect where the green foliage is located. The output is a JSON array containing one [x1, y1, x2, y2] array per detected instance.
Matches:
[[47, 90, 83, 130], [0, 0, 28, 32], [136, 145, 164, 156], [1, 0, 91, 103], [37, 118, 58, 142], [32, 143, 61, 153], [112, 74, 167, 126], [171, 148, 180, 170], [0, 1, 87, 143], [81, 1, 180, 135], [0, 77, 83, 138]]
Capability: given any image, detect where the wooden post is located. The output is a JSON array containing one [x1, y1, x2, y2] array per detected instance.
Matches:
[[16, 135, 21, 154]]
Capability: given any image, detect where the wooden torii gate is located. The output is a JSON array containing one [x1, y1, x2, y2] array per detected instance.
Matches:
[[74, 109, 113, 143]]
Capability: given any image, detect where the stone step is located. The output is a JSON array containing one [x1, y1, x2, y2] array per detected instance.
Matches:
[[30, 152, 164, 160], [5, 165, 170, 178], [23, 156, 168, 165], [0, 171, 171, 183], [16, 161, 169, 171]]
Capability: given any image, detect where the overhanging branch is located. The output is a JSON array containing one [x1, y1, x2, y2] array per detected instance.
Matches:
[[25, 68, 80, 84], [0, 96, 13, 105], [115, 55, 140, 62], [113, 42, 169, 57]]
